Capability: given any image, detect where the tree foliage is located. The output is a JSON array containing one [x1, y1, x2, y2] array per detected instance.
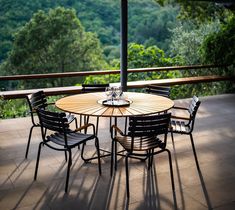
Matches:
[[0, 0, 180, 64], [128, 43, 174, 68], [84, 43, 177, 85], [155, 0, 233, 23], [0, 0, 61, 63], [7, 7, 105, 74], [200, 15, 235, 65], [128, 1, 179, 52], [169, 19, 221, 65], [2, 7, 107, 88]]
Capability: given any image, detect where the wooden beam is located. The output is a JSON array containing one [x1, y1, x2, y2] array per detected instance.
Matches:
[[1, 75, 234, 100]]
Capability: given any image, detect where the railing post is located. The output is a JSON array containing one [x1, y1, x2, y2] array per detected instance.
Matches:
[[120, 0, 128, 91]]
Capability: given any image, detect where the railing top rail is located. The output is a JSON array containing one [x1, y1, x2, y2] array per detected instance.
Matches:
[[0, 64, 228, 81]]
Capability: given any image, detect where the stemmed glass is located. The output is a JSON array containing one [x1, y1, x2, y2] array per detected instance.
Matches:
[[115, 86, 123, 100], [105, 87, 113, 100]]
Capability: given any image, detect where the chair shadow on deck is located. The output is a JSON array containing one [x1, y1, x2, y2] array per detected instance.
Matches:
[[15, 149, 118, 210], [2, 160, 34, 210], [171, 138, 213, 210], [133, 162, 178, 210], [170, 95, 213, 210]]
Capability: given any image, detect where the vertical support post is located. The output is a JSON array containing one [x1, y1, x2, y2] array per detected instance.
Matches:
[[120, 0, 128, 91]]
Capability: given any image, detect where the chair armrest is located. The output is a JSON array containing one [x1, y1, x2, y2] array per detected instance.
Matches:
[[110, 125, 124, 139], [172, 106, 188, 110], [171, 105, 190, 120], [171, 115, 191, 121], [47, 102, 55, 106], [74, 123, 96, 135]]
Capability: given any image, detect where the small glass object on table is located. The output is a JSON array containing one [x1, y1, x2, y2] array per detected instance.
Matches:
[[102, 86, 130, 107], [114, 86, 123, 100], [105, 87, 113, 100]]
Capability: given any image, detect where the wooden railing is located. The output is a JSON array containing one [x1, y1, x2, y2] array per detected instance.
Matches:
[[0, 64, 234, 100]]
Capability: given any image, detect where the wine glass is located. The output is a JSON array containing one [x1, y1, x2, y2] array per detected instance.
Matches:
[[115, 86, 123, 100], [105, 87, 112, 100], [111, 87, 117, 101]]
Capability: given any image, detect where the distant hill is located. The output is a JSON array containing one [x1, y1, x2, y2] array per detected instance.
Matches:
[[0, 0, 179, 63]]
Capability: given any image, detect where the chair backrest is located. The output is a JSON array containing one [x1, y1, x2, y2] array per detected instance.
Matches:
[[37, 108, 69, 144], [128, 113, 171, 149], [145, 85, 170, 98], [81, 84, 109, 93], [188, 96, 201, 131], [26, 91, 48, 125]]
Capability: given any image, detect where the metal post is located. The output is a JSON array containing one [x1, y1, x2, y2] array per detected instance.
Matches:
[[120, 0, 128, 91]]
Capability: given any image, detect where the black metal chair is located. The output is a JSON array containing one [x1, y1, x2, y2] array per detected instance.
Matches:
[[170, 96, 201, 164], [111, 113, 175, 198], [34, 108, 101, 193], [81, 84, 110, 135], [25, 90, 78, 158], [81, 83, 110, 93], [145, 85, 171, 98], [126, 85, 170, 133]]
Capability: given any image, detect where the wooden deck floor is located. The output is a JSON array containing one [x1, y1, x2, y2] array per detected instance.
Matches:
[[0, 94, 235, 210]]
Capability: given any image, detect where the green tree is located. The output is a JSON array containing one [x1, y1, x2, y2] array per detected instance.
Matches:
[[128, 43, 173, 68], [200, 15, 235, 65], [0, 0, 61, 63], [0, 0, 181, 64], [155, 0, 233, 22], [128, 1, 179, 53], [84, 43, 176, 85], [169, 19, 221, 65], [4, 7, 107, 88]]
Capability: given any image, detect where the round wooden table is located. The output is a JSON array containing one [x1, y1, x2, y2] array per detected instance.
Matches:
[[55, 92, 174, 118], [56, 92, 174, 161]]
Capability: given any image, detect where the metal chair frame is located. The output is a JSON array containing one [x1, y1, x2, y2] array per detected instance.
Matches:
[[25, 90, 78, 158], [111, 113, 175, 198], [81, 84, 110, 135], [121, 85, 171, 134], [81, 83, 110, 93], [34, 108, 101, 193], [145, 85, 171, 98], [170, 96, 201, 164]]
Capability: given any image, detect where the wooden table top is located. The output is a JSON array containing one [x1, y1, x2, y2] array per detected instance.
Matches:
[[55, 92, 174, 118]]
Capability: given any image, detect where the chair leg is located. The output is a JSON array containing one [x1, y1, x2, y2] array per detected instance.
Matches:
[[189, 133, 200, 167], [109, 117, 112, 131], [170, 131, 174, 143], [74, 117, 78, 129], [85, 116, 89, 134], [148, 150, 151, 170], [111, 140, 114, 176], [125, 154, 130, 198], [165, 148, 175, 192], [95, 117, 99, 136], [110, 139, 118, 176], [80, 115, 83, 127], [65, 149, 72, 193], [80, 141, 97, 163], [114, 140, 117, 171], [25, 125, 35, 159], [95, 137, 102, 175], [64, 150, 67, 162], [34, 142, 43, 180], [80, 143, 88, 162], [148, 149, 154, 170], [124, 117, 128, 135]]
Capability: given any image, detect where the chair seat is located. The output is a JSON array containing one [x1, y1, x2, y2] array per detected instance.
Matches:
[[171, 120, 190, 134], [47, 132, 94, 147], [115, 135, 165, 151]]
